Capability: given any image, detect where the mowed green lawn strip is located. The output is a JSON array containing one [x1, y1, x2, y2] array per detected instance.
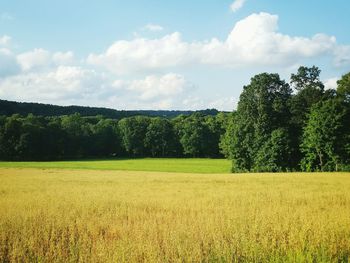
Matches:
[[0, 158, 231, 174]]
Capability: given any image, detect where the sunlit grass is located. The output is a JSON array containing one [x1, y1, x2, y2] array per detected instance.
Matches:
[[1, 168, 350, 262], [0, 158, 231, 174]]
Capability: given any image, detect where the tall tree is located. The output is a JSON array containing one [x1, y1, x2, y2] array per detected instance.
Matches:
[[337, 72, 350, 102], [301, 99, 349, 171], [118, 116, 150, 157], [144, 118, 177, 157], [17, 114, 47, 160], [61, 113, 93, 158], [0, 115, 23, 160], [219, 112, 236, 159], [289, 66, 326, 167], [255, 128, 292, 172], [176, 113, 211, 157], [92, 119, 121, 157], [230, 73, 292, 172]]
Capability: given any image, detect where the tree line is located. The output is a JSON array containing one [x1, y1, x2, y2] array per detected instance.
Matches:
[[222, 67, 350, 172], [0, 99, 219, 119], [0, 66, 349, 172], [0, 112, 231, 161]]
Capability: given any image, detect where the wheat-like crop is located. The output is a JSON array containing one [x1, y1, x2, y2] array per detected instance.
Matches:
[[0, 168, 349, 262]]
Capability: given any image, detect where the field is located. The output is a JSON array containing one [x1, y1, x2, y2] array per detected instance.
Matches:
[[0, 161, 350, 262], [0, 158, 231, 174]]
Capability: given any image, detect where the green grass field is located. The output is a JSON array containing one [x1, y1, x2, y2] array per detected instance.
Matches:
[[1, 160, 350, 262], [0, 158, 231, 174]]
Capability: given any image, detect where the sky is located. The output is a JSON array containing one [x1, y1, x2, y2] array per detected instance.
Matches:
[[0, 0, 349, 111]]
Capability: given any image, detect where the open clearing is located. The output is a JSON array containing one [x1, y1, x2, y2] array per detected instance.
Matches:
[[0, 167, 350, 262], [0, 158, 231, 174]]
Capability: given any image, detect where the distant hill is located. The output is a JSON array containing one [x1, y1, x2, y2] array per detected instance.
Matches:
[[0, 99, 220, 119]]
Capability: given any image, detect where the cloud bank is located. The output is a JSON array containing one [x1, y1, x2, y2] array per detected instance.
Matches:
[[0, 12, 349, 110], [88, 13, 344, 74]]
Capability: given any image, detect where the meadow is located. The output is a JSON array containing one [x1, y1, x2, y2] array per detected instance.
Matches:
[[0, 158, 231, 174], [0, 163, 350, 262]]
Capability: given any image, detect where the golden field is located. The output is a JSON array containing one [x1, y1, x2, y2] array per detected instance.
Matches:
[[0, 168, 350, 262]]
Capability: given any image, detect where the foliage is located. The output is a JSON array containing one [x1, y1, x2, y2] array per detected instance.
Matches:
[[0, 99, 219, 119], [230, 73, 292, 172], [301, 99, 350, 171], [337, 72, 350, 102], [255, 128, 292, 172], [144, 118, 178, 157], [118, 116, 150, 157]]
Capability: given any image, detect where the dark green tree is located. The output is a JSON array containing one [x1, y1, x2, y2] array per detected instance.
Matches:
[[118, 116, 150, 157], [61, 113, 93, 158], [301, 99, 349, 171], [219, 112, 236, 159], [255, 128, 292, 172], [337, 72, 350, 102], [175, 113, 211, 157], [203, 115, 224, 157], [92, 119, 121, 157], [144, 118, 177, 157], [17, 114, 47, 160], [230, 73, 292, 172], [289, 66, 326, 167], [0, 114, 23, 160]]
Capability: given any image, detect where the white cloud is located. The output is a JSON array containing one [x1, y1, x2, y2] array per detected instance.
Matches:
[[143, 23, 164, 32], [17, 49, 75, 71], [110, 73, 192, 109], [324, 77, 339, 90], [87, 32, 190, 74], [221, 13, 336, 66], [117, 73, 188, 101], [53, 51, 75, 65], [0, 66, 106, 103], [230, 0, 246, 13], [0, 66, 194, 110], [88, 12, 346, 74], [0, 35, 11, 46], [17, 49, 51, 71]]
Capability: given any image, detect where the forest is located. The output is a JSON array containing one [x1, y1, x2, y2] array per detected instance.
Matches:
[[0, 99, 219, 119], [0, 66, 349, 172]]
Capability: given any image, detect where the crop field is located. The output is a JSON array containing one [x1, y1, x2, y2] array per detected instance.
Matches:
[[0, 165, 350, 262]]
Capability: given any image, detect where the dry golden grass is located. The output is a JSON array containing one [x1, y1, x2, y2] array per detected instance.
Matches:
[[0, 168, 350, 262]]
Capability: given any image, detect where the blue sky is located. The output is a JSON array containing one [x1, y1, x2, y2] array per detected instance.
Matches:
[[0, 0, 349, 110]]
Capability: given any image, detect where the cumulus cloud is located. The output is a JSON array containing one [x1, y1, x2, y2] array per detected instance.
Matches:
[[230, 0, 246, 13], [0, 66, 108, 103], [221, 13, 336, 66], [17, 49, 75, 71], [113, 73, 188, 101], [143, 23, 164, 32], [87, 32, 190, 74], [0, 65, 195, 109], [324, 77, 339, 90], [88, 12, 346, 74]]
